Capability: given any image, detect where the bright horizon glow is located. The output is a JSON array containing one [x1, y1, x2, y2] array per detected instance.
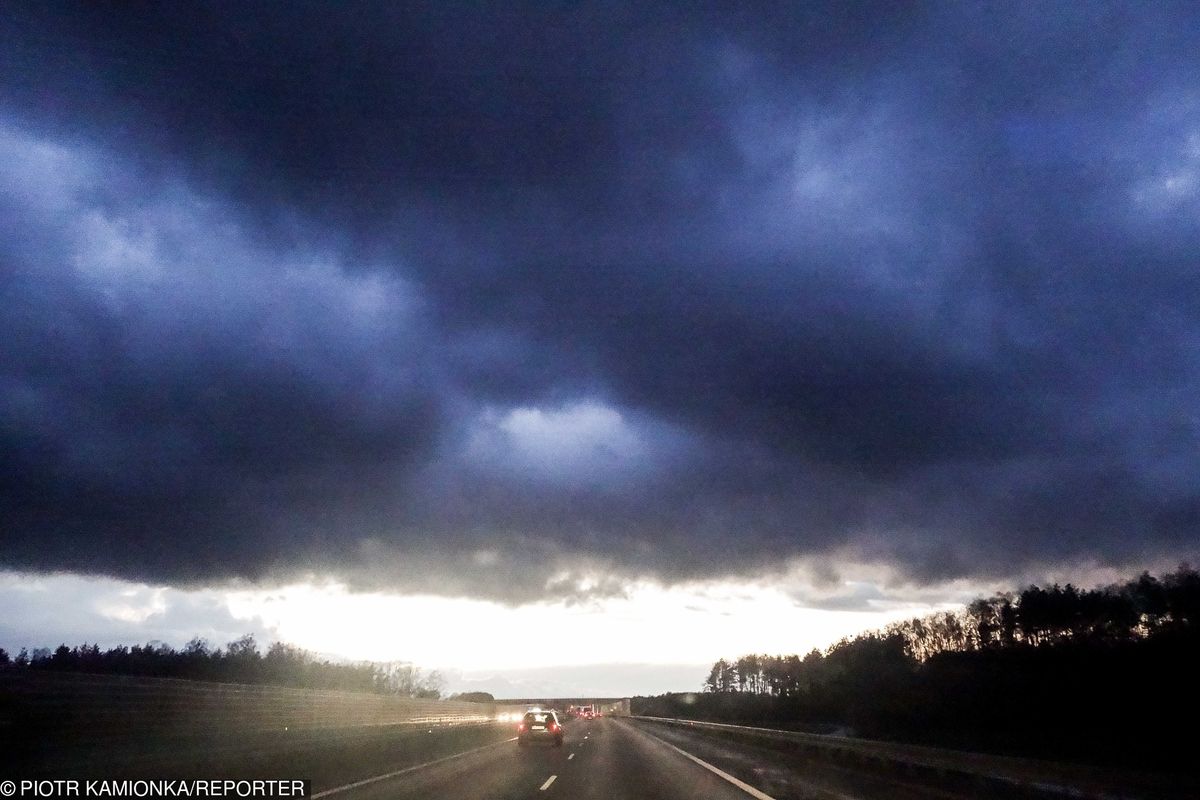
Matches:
[[0, 570, 967, 676], [4, 561, 1155, 695], [225, 578, 955, 671]]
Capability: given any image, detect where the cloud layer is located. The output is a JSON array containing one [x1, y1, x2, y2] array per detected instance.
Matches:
[[2, 3, 1199, 601]]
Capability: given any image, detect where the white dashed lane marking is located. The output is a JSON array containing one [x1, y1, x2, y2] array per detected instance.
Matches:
[[539, 775, 557, 791]]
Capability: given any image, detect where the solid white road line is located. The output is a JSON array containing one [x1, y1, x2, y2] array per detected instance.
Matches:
[[311, 737, 518, 798], [633, 728, 777, 800], [641, 723, 864, 800], [539, 775, 557, 790], [632, 723, 864, 800], [567, 753, 575, 760]]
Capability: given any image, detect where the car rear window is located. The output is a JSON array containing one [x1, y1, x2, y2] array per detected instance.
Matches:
[[524, 712, 551, 724]]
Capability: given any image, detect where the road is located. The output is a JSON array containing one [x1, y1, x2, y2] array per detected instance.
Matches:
[[313, 717, 765, 800], [311, 717, 1014, 800]]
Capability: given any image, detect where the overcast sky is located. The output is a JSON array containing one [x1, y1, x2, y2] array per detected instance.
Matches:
[[2, 3, 1198, 694]]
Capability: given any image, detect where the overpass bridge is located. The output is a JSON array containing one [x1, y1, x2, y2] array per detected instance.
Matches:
[[495, 697, 631, 715]]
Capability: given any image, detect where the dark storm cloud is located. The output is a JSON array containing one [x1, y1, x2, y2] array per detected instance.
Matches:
[[2, 2, 1199, 599]]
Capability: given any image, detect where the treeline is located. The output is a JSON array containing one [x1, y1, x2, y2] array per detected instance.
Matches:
[[0, 635, 443, 698], [636, 566, 1200, 773]]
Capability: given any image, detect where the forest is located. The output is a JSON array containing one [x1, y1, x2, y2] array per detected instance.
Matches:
[[635, 566, 1200, 772], [0, 635, 444, 697]]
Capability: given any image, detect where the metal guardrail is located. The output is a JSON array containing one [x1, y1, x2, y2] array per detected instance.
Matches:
[[632, 716, 1199, 800]]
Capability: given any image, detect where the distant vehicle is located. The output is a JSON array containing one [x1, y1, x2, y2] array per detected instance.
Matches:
[[517, 710, 563, 747], [578, 704, 595, 720]]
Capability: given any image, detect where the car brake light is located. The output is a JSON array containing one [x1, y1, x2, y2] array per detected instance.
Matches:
[[517, 723, 525, 731]]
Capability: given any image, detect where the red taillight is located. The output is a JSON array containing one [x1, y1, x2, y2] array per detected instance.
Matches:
[[549, 722, 560, 732], [517, 723, 526, 732]]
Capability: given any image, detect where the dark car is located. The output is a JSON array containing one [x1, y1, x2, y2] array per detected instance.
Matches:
[[517, 710, 563, 747]]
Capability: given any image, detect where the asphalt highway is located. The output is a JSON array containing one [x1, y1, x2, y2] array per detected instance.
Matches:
[[313, 717, 777, 800], [310, 717, 1009, 800]]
